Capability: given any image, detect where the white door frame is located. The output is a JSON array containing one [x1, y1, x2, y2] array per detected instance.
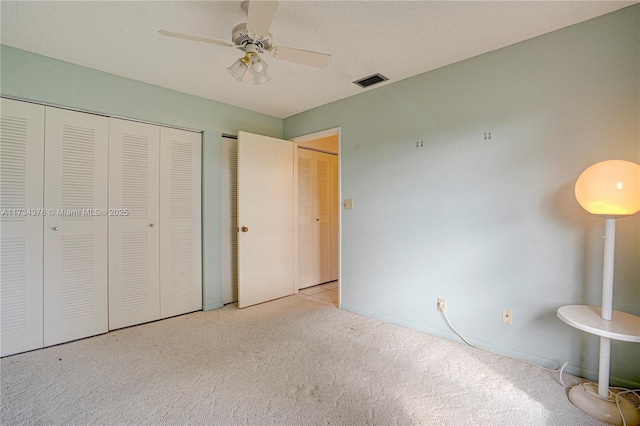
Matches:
[[289, 127, 341, 307]]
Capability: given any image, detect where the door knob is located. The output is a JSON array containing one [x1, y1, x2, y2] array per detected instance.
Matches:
[[241, 226, 249, 233], [149, 223, 155, 228], [52, 226, 59, 231]]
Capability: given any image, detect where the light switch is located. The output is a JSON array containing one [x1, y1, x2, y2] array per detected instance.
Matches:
[[344, 199, 353, 209]]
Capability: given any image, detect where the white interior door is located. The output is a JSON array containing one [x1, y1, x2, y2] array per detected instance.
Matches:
[[237, 131, 294, 308], [0, 99, 45, 356], [108, 118, 160, 330], [43, 107, 109, 346], [159, 127, 202, 318]]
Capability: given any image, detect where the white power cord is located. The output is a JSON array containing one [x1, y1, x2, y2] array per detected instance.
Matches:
[[439, 309, 639, 425], [614, 389, 640, 426], [439, 310, 569, 381], [440, 308, 475, 347], [577, 384, 640, 426]]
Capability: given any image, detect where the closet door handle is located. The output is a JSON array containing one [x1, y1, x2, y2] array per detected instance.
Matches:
[[52, 226, 59, 231], [149, 223, 155, 228]]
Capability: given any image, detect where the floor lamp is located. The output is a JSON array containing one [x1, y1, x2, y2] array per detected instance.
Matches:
[[558, 160, 640, 425]]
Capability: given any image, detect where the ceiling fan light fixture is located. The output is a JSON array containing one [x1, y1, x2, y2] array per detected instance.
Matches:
[[249, 55, 270, 85], [227, 58, 248, 81], [160, 2, 332, 86], [252, 59, 265, 73], [252, 72, 271, 86]]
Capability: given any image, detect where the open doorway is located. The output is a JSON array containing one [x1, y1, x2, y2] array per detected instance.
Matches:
[[290, 128, 341, 307], [220, 128, 341, 307]]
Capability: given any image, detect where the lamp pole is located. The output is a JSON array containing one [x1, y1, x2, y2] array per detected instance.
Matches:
[[598, 218, 615, 398]]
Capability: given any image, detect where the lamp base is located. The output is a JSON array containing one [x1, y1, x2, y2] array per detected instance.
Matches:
[[569, 383, 640, 426]]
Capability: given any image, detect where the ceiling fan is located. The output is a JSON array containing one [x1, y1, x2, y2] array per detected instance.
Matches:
[[159, 0, 332, 85]]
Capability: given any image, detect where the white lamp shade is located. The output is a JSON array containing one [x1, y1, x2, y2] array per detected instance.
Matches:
[[575, 160, 640, 217]]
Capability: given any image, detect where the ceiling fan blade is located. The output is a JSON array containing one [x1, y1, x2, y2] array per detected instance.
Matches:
[[158, 30, 236, 48], [270, 46, 332, 68], [246, 0, 279, 38]]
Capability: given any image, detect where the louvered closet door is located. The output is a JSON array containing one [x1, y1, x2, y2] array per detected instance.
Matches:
[[315, 152, 331, 284], [108, 119, 160, 330], [221, 137, 238, 304], [0, 99, 45, 356], [43, 107, 108, 346], [297, 149, 318, 289], [329, 154, 339, 281], [159, 127, 202, 318]]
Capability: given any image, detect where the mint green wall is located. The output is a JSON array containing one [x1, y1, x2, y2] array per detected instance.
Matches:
[[285, 6, 640, 386], [1, 44, 283, 312]]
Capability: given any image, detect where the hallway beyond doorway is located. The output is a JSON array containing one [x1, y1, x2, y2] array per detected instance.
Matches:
[[297, 281, 338, 307]]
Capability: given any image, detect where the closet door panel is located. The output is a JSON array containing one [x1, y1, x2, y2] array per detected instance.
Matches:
[[315, 153, 331, 283], [108, 118, 160, 330], [221, 137, 238, 304], [159, 127, 202, 318], [0, 99, 45, 356], [43, 107, 108, 346], [330, 155, 339, 281]]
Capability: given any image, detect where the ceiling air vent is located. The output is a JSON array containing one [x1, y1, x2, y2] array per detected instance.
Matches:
[[353, 73, 388, 88]]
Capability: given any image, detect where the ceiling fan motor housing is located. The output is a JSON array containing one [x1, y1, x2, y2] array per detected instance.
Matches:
[[231, 23, 272, 51]]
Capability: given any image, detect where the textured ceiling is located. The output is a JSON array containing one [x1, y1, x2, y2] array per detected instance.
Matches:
[[1, 1, 635, 118]]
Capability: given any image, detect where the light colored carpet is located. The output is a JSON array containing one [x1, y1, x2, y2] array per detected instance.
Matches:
[[1, 295, 608, 425]]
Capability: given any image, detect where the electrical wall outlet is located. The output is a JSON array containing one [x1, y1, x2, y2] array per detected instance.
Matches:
[[437, 298, 446, 312], [502, 309, 513, 325]]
